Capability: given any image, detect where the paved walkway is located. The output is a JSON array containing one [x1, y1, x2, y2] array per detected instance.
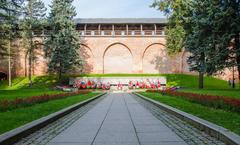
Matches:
[[15, 93, 225, 145], [48, 93, 186, 145]]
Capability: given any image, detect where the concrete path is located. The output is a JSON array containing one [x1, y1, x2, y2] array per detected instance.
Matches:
[[47, 93, 186, 145]]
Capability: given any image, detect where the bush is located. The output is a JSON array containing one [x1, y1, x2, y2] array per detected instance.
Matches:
[[0, 90, 91, 111], [146, 90, 240, 113]]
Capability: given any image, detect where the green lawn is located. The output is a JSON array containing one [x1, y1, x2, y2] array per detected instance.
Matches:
[[0, 92, 100, 135], [139, 92, 240, 135], [179, 88, 240, 99], [0, 74, 234, 90]]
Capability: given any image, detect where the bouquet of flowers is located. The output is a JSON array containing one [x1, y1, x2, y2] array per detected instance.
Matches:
[[136, 81, 140, 89], [91, 81, 96, 89], [105, 82, 111, 90], [87, 80, 92, 89], [81, 81, 87, 89], [128, 81, 133, 89], [97, 82, 102, 89]]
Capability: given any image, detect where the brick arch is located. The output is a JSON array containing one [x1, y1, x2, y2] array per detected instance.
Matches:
[[79, 44, 95, 73], [103, 42, 133, 58], [103, 43, 133, 74], [80, 43, 94, 58], [142, 43, 167, 74]]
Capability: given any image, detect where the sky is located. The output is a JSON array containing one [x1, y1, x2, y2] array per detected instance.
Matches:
[[42, 0, 165, 18]]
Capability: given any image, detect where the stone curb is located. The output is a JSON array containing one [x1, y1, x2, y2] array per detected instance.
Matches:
[[133, 92, 240, 145], [0, 92, 107, 145]]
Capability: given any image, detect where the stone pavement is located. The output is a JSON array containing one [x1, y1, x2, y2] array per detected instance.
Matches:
[[15, 93, 225, 145], [48, 93, 186, 145]]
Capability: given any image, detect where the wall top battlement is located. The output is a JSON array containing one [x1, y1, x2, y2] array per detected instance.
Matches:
[[75, 18, 167, 37], [74, 18, 168, 24]]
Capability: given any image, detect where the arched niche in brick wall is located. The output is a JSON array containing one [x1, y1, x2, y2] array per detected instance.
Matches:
[[103, 43, 133, 74], [79, 44, 95, 73], [142, 43, 167, 74]]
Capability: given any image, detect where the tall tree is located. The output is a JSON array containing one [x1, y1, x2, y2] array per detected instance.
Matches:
[[219, 0, 240, 88], [152, 0, 223, 88], [21, 0, 46, 86], [151, 0, 190, 54], [0, 0, 23, 86], [44, 0, 82, 81]]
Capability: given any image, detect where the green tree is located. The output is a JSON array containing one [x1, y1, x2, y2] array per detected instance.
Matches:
[[44, 0, 82, 81], [218, 0, 240, 88], [21, 0, 46, 86], [0, 0, 23, 86], [151, 0, 190, 54]]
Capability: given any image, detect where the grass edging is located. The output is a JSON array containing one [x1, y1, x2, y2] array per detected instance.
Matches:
[[133, 92, 240, 145], [0, 92, 107, 145]]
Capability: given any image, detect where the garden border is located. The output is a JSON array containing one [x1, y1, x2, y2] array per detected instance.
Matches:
[[133, 92, 240, 145], [0, 92, 107, 145]]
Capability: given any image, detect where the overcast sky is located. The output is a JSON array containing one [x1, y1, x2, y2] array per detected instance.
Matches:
[[42, 0, 165, 18]]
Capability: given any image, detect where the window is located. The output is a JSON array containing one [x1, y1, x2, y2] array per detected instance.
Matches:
[[131, 31, 135, 36], [152, 31, 155, 36], [111, 31, 115, 36], [101, 31, 105, 36]]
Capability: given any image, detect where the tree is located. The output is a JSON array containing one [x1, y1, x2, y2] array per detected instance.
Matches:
[[218, 0, 240, 88], [0, 0, 23, 86], [152, 0, 224, 88], [44, 0, 82, 81], [21, 0, 46, 86], [151, 0, 190, 54]]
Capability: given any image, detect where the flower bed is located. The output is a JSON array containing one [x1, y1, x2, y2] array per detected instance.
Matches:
[[0, 90, 91, 111], [146, 90, 240, 113]]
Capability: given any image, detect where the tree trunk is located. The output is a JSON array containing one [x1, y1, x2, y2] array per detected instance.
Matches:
[[28, 38, 33, 87], [8, 40, 11, 87], [199, 52, 205, 89], [237, 66, 240, 89], [25, 53, 27, 77], [199, 72, 204, 89], [235, 32, 240, 89], [59, 61, 62, 82], [28, 52, 32, 87]]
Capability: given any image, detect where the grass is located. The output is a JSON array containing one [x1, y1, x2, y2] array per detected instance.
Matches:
[[139, 92, 240, 135], [0, 73, 233, 89], [179, 88, 240, 99], [0, 92, 100, 135]]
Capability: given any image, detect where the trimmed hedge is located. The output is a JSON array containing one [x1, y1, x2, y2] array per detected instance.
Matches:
[[147, 90, 240, 113], [0, 90, 91, 111]]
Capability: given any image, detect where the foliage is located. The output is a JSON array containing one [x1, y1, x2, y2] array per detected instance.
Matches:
[[0, 89, 62, 101], [44, 0, 82, 80], [0, 0, 23, 56], [140, 92, 240, 135], [164, 26, 185, 54], [20, 0, 46, 85], [151, 0, 190, 55], [166, 81, 178, 87], [146, 90, 240, 113], [0, 90, 90, 111], [179, 89, 240, 99]]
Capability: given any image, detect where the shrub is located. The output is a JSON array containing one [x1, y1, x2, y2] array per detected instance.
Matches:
[[146, 90, 240, 113], [0, 90, 91, 111]]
